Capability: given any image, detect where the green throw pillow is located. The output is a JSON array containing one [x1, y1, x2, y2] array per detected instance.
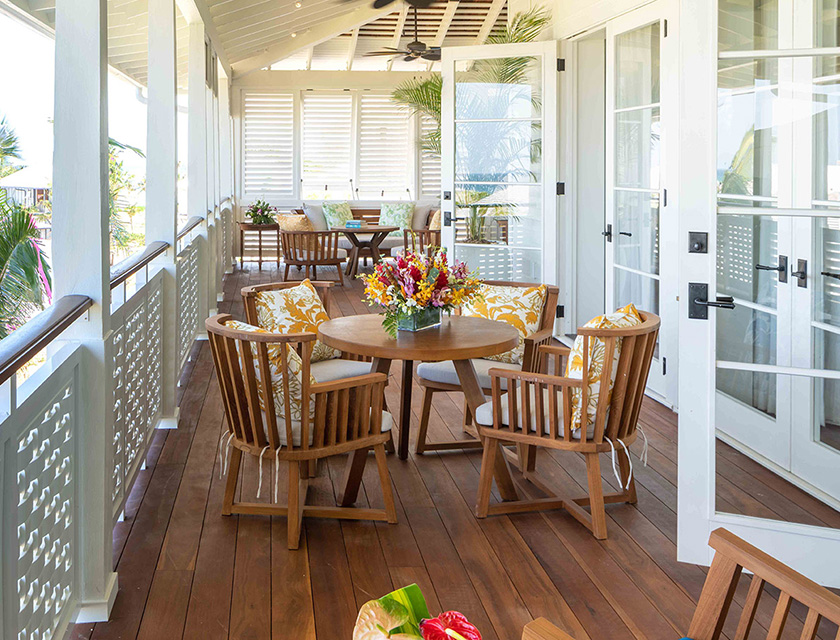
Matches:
[[321, 201, 354, 229], [379, 202, 415, 237]]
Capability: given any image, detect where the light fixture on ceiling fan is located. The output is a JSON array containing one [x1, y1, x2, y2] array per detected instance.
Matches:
[[362, 5, 441, 62]]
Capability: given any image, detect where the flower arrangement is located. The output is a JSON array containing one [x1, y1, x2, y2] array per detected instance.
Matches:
[[360, 248, 481, 337], [245, 199, 277, 225], [353, 584, 482, 640]]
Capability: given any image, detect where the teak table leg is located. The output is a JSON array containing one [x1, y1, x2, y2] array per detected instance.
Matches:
[[398, 360, 414, 460], [453, 359, 518, 501]]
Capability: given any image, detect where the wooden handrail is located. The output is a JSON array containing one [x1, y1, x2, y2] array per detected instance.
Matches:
[[177, 216, 203, 240], [0, 295, 93, 385], [109, 241, 169, 289]]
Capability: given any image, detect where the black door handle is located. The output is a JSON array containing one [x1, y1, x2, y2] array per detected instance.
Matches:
[[755, 256, 788, 282], [602, 224, 613, 242], [693, 295, 736, 309], [821, 271, 840, 281], [755, 263, 784, 272], [619, 231, 633, 237], [792, 259, 807, 288]]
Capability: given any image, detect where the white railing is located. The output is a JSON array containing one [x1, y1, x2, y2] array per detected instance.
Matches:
[[177, 217, 203, 369]]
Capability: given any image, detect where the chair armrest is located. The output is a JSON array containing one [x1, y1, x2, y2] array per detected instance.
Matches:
[[310, 372, 388, 394], [523, 328, 555, 372], [522, 619, 578, 640], [487, 367, 583, 389], [537, 344, 571, 375]]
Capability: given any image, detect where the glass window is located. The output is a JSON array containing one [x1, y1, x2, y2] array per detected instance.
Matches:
[[813, 57, 840, 207], [719, 0, 779, 52], [615, 22, 660, 109]]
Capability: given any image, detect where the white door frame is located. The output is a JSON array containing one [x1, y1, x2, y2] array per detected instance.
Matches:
[[677, 0, 840, 586], [440, 40, 560, 287]]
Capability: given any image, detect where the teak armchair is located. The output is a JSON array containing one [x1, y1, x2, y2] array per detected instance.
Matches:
[[415, 281, 559, 455], [280, 229, 345, 285], [526, 528, 840, 640], [475, 311, 660, 540], [206, 314, 397, 550], [391, 229, 442, 258]]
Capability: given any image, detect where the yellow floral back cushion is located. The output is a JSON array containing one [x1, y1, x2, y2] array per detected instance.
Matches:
[[226, 320, 316, 424], [461, 283, 547, 365], [565, 303, 643, 433], [253, 279, 340, 363]]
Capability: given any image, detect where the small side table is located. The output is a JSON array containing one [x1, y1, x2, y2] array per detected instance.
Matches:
[[239, 222, 280, 270]]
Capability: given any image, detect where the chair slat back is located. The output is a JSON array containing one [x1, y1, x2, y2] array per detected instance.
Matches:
[[279, 230, 341, 264], [688, 528, 840, 640], [206, 314, 387, 454], [402, 229, 442, 255]]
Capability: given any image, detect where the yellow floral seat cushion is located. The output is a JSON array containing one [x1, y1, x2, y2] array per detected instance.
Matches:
[[461, 283, 547, 365], [252, 279, 340, 363], [565, 303, 642, 432], [226, 320, 316, 427]]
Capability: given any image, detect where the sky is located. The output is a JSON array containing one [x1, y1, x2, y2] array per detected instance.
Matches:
[[0, 12, 149, 185]]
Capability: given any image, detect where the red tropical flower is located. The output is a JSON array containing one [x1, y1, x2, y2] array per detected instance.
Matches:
[[419, 612, 482, 640]]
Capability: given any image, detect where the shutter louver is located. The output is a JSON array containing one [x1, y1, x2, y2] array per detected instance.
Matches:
[[420, 115, 441, 199], [356, 94, 411, 199], [242, 92, 294, 198], [302, 93, 354, 199]]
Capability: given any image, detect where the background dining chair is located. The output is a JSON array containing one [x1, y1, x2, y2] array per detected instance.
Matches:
[[415, 281, 559, 458], [279, 229, 346, 284], [390, 229, 442, 258], [206, 314, 397, 550], [474, 311, 660, 539]]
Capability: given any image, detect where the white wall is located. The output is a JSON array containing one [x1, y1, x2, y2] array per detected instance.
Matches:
[[551, 0, 655, 38]]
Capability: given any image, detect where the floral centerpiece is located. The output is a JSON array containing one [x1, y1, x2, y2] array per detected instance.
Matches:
[[245, 199, 277, 225], [360, 248, 481, 337], [354, 584, 482, 640]]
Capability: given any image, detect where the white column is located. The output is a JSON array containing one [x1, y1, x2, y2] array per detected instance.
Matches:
[[52, 0, 118, 621], [147, 0, 179, 428], [219, 73, 234, 274], [187, 21, 210, 328]]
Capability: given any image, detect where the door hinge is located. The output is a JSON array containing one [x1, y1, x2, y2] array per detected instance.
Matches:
[[664, 19, 668, 37], [556, 182, 565, 196], [557, 58, 566, 72], [662, 357, 667, 375], [556, 304, 565, 319], [663, 188, 668, 207]]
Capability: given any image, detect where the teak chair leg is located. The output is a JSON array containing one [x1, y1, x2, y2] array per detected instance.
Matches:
[[385, 430, 395, 454], [374, 444, 398, 524], [416, 387, 434, 454], [585, 453, 608, 539], [518, 444, 537, 474], [222, 447, 242, 516], [339, 448, 368, 507], [287, 461, 307, 550], [336, 264, 345, 286], [475, 438, 499, 518], [617, 453, 637, 504], [284, 264, 291, 281]]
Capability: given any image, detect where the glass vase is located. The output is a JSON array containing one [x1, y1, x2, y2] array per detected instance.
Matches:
[[397, 306, 441, 332]]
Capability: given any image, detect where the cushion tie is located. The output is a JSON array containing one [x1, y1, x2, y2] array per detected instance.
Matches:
[[256, 446, 271, 499], [219, 432, 236, 478], [274, 447, 282, 504], [604, 437, 633, 491], [637, 425, 649, 467]]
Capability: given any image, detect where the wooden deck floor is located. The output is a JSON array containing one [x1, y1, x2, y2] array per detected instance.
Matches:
[[69, 264, 840, 640]]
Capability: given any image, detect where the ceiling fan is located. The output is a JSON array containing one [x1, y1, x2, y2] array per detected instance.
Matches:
[[363, 5, 441, 62]]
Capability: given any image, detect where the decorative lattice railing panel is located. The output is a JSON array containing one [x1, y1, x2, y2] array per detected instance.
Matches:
[[177, 238, 200, 368]]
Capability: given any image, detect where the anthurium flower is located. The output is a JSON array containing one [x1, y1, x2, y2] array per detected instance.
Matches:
[[354, 599, 423, 640], [419, 612, 482, 640]]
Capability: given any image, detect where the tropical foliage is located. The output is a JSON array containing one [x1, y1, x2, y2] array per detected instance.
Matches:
[[0, 189, 51, 339], [109, 142, 146, 263], [0, 114, 23, 179]]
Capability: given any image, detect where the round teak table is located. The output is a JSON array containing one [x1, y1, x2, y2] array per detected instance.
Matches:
[[318, 314, 520, 499]]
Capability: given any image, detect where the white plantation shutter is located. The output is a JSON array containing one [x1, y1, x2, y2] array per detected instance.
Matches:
[[301, 92, 354, 199], [356, 94, 411, 199], [242, 92, 294, 198], [419, 115, 441, 198]]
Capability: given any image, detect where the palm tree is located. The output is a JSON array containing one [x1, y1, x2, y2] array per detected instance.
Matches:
[[0, 189, 52, 339], [0, 115, 23, 179]]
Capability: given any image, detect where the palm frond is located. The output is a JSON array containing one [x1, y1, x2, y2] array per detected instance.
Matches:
[[486, 6, 552, 45], [0, 115, 22, 162]]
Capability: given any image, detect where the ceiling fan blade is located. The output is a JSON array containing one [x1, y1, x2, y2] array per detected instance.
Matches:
[[372, 0, 396, 8], [421, 50, 441, 61], [406, 0, 435, 7], [403, 55, 417, 62], [364, 50, 408, 56]]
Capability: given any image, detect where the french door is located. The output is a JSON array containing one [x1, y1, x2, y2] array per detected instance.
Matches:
[[440, 40, 559, 286], [605, 2, 678, 406]]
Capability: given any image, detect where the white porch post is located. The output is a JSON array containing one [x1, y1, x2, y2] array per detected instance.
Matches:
[[146, 0, 179, 428], [187, 21, 210, 328], [53, 0, 119, 620], [219, 72, 234, 274]]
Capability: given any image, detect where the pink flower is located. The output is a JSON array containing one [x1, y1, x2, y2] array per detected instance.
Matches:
[[420, 612, 482, 640]]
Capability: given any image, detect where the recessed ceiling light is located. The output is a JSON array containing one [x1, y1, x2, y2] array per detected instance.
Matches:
[[291, 32, 297, 37], [295, 2, 302, 7]]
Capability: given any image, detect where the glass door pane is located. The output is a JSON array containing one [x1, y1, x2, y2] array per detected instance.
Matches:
[[452, 53, 544, 281]]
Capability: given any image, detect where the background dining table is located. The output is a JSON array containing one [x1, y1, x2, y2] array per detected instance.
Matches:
[[318, 312, 521, 500]]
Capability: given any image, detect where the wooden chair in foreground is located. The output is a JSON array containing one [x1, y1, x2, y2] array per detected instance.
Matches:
[[526, 528, 840, 640], [415, 281, 559, 455], [280, 229, 345, 285], [474, 311, 660, 539], [206, 314, 397, 550]]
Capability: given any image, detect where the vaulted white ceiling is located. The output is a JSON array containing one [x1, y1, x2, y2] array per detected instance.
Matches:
[[4, 0, 509, 85]]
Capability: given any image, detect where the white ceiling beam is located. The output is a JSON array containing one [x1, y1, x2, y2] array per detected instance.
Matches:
[[305, 46, 314, 71], [231, 1, 392, 78], [386, 5, 408, 72], [426, 0, 457, 70], [346, 27, 359, 71], [474, 0, 504, 44], [174, 0, 232, 77]]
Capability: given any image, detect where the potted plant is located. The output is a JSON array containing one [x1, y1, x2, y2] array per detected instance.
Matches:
[[245, 199, 277, 225], [360, 247, 481, 337]]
